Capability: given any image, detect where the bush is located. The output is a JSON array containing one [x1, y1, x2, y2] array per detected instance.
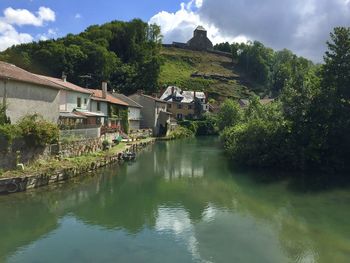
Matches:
[[17, 114, 59, 147], [168, 126, 194, 139]]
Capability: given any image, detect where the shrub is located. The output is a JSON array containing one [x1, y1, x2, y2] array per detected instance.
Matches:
[[17, 114, 59, 147], [168, 126, 194, 139]]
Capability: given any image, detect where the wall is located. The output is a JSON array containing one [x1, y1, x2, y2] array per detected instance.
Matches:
[[167, 102, 195, 120], [129, 94, 156, 131], [60, 127, 101, 140], [128, 107, 141, 130], [0, 80, 60, 123], [60, 90, 91, 112], [90, 100, 108, 116]]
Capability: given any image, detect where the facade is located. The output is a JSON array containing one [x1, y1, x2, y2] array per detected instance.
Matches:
[[160, 86, 209, 120], [187, 26, 213, 51], [0, 62, 62, 123], [129, 93, 171, 136], [37, 74, 106, 128], [112, 93, 142, 130], [87, 83, 129, 131]]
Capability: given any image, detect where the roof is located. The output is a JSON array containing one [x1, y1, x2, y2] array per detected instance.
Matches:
[[74, 109, 107, 117], [0, 61, 62, 90], [196, 26, 206, 31], [36, 75, 92, 95], [138, 93, 166, 103], [87, 89, 129, 106], [239, 98, 274, 107], [160, 86, 206, 103], [60, 112, 87, 119], [112, 93, 142, 108]]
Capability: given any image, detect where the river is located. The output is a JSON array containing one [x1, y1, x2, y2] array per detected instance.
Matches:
[[0, 137, 349, 263]]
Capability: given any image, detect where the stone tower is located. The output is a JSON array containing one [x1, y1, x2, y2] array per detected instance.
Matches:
[[187, 26, 213, 51]]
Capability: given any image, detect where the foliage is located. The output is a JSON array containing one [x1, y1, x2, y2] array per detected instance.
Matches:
[[17, 114, 59, 147], [220, 27, 350, 174], [0, 20, 162, 95], [216, 99, 243, 130], [0, 103, 10, 125], [168, 126, 194, 139]]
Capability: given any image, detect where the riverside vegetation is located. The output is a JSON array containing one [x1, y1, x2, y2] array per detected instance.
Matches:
[[218, 27, 350, 174]]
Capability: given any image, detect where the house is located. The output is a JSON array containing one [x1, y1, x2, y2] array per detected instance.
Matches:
[[111, 93, 142, 130], [36, 74, 106, 129], [0, 61, 62, 123], [129, 92, 171, 136], [87, 82, 129, 132], [160, 86, 209, 120]]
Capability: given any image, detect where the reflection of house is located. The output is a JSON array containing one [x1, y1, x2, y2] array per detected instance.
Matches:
[[129, 92, 171, 136], [87, 82, 129, 131], [112, 93, 142, 130], [160, 86, 209, 120], [0, 62, 62, 123]]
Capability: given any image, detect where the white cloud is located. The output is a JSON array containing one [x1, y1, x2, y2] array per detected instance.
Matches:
[[150, 0, 350, 62], [0, 6, 56, 51], [149, 1, 246, 46], [75, 13, 82, 19], [3, 6, 55, 26], [37, 28, 58, 41], [0, 21, 33, 51]]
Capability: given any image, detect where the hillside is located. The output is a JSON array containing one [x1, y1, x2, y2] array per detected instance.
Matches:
[[159, 47, 262, 99]]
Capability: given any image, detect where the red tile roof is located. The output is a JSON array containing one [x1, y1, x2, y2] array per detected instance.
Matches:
[[36, 75, 92, 94], [0, 61, 62, 90], [87, 89, 129, 106]]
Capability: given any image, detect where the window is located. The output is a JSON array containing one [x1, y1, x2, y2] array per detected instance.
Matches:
[[77, 97, 82, 108], [177, 113, 183, 120], [188, 105, 193, 110], [84, 98, 87, 105], [97, 102, 101, 111], [168, 103, 172, 109], [177, 104, 182, 109]]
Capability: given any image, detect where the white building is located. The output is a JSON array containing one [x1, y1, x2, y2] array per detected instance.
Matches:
[[112, 93, 142, 130], [0, 62, 62, 123]]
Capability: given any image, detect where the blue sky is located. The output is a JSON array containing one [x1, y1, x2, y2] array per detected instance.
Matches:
[[0, 0, 183, 38], [1, 0, 350, 61]]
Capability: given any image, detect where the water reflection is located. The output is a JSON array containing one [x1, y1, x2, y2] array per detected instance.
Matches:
[[0, 137, 349, 263]]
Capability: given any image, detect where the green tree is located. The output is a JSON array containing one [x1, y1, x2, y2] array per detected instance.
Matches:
[[216, 99, 242, 130]]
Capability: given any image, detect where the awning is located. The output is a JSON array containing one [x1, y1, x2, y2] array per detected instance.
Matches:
[[59, 112, 87, 119], [74, 110, 107, 117]]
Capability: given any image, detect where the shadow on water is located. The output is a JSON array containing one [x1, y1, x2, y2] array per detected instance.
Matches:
[[227, 161, 350, 193]]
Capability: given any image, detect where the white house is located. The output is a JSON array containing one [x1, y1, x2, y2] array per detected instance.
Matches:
[[112, 93, 142, 130], [0, 62, 62, 123]]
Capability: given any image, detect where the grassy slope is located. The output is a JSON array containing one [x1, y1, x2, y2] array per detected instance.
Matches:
[[159, 47, 262, 99]]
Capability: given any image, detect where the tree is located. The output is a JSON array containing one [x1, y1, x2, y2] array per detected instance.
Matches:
[[216, 99, 242, 130]]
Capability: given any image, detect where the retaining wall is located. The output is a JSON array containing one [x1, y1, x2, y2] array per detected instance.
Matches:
[[0, 140, 155, 195]]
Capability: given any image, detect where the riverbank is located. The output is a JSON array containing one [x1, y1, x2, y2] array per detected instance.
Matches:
[[0, 138, 155, 195]]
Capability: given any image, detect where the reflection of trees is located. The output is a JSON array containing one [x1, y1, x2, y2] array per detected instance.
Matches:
[[0, 137, 349, 263]]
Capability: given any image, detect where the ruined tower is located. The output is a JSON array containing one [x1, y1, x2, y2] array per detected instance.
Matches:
[[187, 26, 213, 51]]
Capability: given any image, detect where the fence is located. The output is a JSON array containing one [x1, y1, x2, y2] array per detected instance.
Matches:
[[60, 127, 101, 140]]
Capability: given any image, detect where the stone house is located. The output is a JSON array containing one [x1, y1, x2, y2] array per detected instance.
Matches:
[[129, 93, 171, 136], [112, 93, 142, 131], [160, 86, 209, 120], [0, 61, 62, 123]]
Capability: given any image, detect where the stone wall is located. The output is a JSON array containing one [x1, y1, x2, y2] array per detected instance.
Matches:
[[0, 139, 155, 194], [0, 137, 103, 170]]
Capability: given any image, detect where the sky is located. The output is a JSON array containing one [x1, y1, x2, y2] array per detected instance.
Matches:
[[0, 0, 350, 62]]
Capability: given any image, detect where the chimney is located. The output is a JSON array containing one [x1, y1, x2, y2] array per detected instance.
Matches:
[[137, 89, 144, 95], [194, 91, 196, 100], [102, 82, 107, 99], [171, 86, 175, 96], [61, 72, 67, 82]]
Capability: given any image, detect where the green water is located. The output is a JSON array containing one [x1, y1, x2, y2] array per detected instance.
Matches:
[[0, 137, 349, 263]]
